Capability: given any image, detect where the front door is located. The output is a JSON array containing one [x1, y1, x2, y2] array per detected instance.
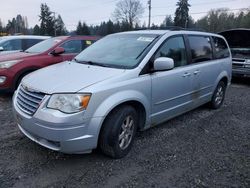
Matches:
[[151, 36, 193, 125]]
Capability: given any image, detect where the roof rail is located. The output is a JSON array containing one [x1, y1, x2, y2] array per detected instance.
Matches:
[[134, 26, 206, 32], [161, 26, 206, 32]]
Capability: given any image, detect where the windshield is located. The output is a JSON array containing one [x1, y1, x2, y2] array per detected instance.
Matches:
[[75, 33, 159, 69], [25, 38, 62, 53]]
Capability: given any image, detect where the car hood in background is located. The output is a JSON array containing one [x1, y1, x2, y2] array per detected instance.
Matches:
[[0, 52, 36, 62], [219, 29, 250, 48], [22, 61, 125, 94]]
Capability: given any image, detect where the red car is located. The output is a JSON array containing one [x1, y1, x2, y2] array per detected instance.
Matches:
[[0, 36, 99, 92]]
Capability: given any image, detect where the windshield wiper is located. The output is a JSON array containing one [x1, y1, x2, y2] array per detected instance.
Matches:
[[74, 59, 112, 67]]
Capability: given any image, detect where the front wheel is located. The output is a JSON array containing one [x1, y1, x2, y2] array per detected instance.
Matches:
[[99, 105, 138, 159], [209, 81, 226, 109]]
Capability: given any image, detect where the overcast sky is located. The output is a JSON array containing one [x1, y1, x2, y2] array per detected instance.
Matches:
[[0, 0, 250, 30]]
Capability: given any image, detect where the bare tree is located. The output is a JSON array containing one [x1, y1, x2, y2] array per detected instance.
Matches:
[[113, 0, 144, 29]]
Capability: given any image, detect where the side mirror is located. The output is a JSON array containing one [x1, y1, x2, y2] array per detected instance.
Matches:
[[154, 57, 174, 71], [51, 47, 65, 56], [0, 47, 4, 51]]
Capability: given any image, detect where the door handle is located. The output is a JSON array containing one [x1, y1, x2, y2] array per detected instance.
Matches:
[[194, 70, 200, 75], [182, 72, 191, 77]]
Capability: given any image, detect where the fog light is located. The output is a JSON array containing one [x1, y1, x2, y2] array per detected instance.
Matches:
[[0, 76, 6, 84]]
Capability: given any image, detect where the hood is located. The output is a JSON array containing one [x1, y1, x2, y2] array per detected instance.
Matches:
[[219, 29, 250, 48], [22, 61, 125, 94], [0, 52, 35, 62]]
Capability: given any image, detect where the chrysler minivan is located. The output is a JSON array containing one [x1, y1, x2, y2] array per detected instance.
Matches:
[[13, 30, 232, 158]]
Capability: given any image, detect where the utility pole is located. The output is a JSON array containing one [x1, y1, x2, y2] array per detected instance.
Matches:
[[148, 0, 151, 29], [52, 11, 56, 36]]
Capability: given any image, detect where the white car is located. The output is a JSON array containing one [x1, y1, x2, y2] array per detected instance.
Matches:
[[0, 35, 50, 55]]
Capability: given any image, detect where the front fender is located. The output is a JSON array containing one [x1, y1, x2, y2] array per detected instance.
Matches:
[[92, 90, 151, 127]]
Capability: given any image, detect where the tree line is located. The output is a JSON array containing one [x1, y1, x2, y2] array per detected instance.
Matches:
[[0, 0, 250, 37]]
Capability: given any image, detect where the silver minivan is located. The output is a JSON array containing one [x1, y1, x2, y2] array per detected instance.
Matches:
[[13, 30, 232, 158]]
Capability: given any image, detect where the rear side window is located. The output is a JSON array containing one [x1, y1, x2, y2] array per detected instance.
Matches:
[[188, 36, 213, 63], [212, 37, 230, 59], [154, 36, 187, 68], [1, 39, 22, 51], [60, 40, 82, 54], [23, 39, 43, 50]]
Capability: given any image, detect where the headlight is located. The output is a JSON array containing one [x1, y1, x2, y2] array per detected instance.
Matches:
[[0, 76, 6, 84], [47, 94, 91, 113], [0, 60, 22, 69]]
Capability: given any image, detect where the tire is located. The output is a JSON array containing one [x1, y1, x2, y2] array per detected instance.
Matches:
[[209, 81, 226, 109], [99, 105, 138, 159]]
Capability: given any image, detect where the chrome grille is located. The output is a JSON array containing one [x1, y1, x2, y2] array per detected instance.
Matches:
[[16, 85, 45, 116]]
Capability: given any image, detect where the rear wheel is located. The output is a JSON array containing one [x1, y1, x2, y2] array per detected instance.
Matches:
[[209, 81, 226, 109], [99, 105, 138, 159]]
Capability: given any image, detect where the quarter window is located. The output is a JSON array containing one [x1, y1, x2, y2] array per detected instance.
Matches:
[[212, 37, 230, 59], [60, 40, 82, 54], [188, 36, 213, 63], [155, 36, 187, 67]]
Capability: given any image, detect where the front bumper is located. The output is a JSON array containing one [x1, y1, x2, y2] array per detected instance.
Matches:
[[13, 92, 104, 154]]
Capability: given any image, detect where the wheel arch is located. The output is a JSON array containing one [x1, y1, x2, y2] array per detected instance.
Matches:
[[213, 71, 230, 93], [13, 66, 40, 88], [93, 90, 151, 146]]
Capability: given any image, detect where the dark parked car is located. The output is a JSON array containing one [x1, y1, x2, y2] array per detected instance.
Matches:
[[0, 35, 99, 92], [219, 29, 250, 77], [0, 35, 50, 54]]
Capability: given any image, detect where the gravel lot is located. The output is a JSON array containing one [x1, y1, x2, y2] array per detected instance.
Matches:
[[0, 79, 249, 188]]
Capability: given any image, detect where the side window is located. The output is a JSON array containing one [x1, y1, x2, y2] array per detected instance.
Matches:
[[23, 39, 43, 50], [2, 39, 22, 51], [212, 37, 230, 59], [154, 36, 187, 68], [60, 40, 82, 54], [188, 36, 213, 63]]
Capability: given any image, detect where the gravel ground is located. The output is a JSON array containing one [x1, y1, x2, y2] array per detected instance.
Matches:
[[0, 79, 249, 188]]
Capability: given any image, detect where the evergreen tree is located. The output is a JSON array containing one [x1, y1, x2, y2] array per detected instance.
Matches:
[[161, 15, 174, 28], [33, 24, 40, 35], [0, 19, 3, 33], [106, 20, 115, 34], [39, 3, 54, 36], [76, 21, 90, 35], [76, 21, 82, 35], [174, 0, 190, 28], [55, 15, 67, 35], [82, 22, 90, 35]]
